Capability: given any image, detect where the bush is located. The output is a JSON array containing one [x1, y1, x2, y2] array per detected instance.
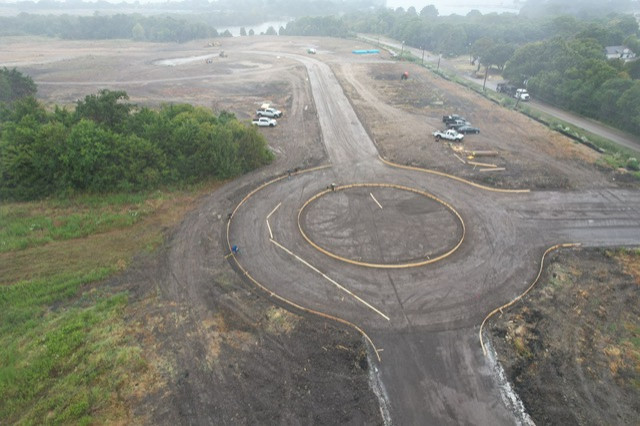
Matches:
[[626, 157, 639, 171], [0, 90, 274, 201]]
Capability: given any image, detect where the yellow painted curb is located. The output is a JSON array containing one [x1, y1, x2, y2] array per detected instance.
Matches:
[[379, 155, 531, 194], [226, 165, 383, 362], [298, 183, 465, 269]]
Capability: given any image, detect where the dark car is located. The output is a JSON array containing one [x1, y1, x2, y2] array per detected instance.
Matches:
[[456, 125, 480, 134], [443, 114, 465, 124], [446, 119, 471, 129]]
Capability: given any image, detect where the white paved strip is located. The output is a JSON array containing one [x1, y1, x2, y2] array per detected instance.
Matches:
[[370, 192, 383, 209], [266, 202, 282, 220], [270, 239, 390, 321], [266, 202, 282, 240]]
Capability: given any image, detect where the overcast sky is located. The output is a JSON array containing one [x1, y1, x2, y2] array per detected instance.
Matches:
[[0, 0, 525, 16]]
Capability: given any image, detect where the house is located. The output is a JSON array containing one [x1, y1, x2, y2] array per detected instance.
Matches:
[[604, 45, 637, 62]]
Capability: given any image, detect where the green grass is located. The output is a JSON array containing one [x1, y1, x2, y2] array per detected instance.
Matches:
[[0, 186, 212, 423], [0, 272, 136, 424], [0, 192, 163, 252]]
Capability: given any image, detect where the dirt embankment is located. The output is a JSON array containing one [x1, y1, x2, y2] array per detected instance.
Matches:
[[118, 245, 381, 424], [487, 248, 639, 425]]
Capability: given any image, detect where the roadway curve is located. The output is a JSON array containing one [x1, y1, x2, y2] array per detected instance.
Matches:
[[227, 53, 640, 424]]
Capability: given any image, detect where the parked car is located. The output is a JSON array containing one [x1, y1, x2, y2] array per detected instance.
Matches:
[[456, 125, 480, 134], [256, 106, 282, 118], [252, 117, 277, 127], [442, 114, 465, 124], [433, 129, 464, 141], [446, 119, 472, 129]]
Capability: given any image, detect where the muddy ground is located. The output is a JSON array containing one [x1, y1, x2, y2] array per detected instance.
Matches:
[[3, 35, 638, 423]]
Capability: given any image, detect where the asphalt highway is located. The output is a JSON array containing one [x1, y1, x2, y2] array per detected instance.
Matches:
[[227, 53, 640, 424]]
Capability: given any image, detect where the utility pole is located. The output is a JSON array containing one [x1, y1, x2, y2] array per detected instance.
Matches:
[[421, 46, 424, 65], [483, 64, 488, 91], [437, 53, 441, 71], [400, 40, 405, 58]]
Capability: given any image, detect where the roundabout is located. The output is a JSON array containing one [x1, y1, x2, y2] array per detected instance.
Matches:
[[223, 51, 640, 425], [298, 183, 464, 268]]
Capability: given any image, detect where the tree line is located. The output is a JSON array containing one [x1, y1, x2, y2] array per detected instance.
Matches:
[[0, 78, 273, 201], [0, 13, 221, 42]]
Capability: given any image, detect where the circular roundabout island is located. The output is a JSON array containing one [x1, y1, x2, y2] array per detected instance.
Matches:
[[298, 184, 464, 268]]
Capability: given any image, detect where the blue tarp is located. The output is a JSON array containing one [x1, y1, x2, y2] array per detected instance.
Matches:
[[352, 49, 380, 54]]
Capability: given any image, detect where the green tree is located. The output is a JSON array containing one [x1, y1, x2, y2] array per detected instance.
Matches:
[[471, 37, 495, 70], [624, 58, 640, 79], [61, 120, 114, 191], [0, 67, 37, 104], [0, 115, 43, 199], [74, 90, 132, 131], [595, 78, 634, 122], [616, 82, 640, 134], [484, 43, 516, 71], [419, 5, 438, 18], [132, 22, 145, 41]]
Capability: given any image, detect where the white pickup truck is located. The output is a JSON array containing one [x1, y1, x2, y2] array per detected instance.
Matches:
[[252, 117, 277, 127], [433, 129, 464, 141], [515, 88, 530, 101], [256, 106, 282, 118]]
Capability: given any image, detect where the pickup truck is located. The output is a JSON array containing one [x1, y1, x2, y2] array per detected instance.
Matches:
[[497, 83, 530, 101], [252, 117, 277, 127], [515, 88, 530, 101], [433, 129, 464, 141], [256, 107, 282, 118]]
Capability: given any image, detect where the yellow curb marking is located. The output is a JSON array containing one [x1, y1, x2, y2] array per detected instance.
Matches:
[[226, 164, 382, 362], [298, 183, 465, 269], [379, 155, 530, 193], [270, 239, 390, 321]]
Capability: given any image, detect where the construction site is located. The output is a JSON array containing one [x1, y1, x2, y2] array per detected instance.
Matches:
[[3, 35, 639, 424]]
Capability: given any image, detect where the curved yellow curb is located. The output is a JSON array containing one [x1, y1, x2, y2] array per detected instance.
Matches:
[[478, 242, 581, 356], [379, 155, 531, 194], [298, 183, 465, 269], [226, 165, 383, 361]]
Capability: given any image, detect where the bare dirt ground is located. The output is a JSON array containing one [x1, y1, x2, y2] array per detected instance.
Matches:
[[3, 35, 638, 423], [487, 248, 640, 425]]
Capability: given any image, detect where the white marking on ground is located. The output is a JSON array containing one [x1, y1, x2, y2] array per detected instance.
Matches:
[[270, 239, 390, 321], [266, 202, 282, 239], [370, 192, 383, 209]]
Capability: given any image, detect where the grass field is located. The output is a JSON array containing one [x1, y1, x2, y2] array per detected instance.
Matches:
[[0, 184, 217, 423]]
